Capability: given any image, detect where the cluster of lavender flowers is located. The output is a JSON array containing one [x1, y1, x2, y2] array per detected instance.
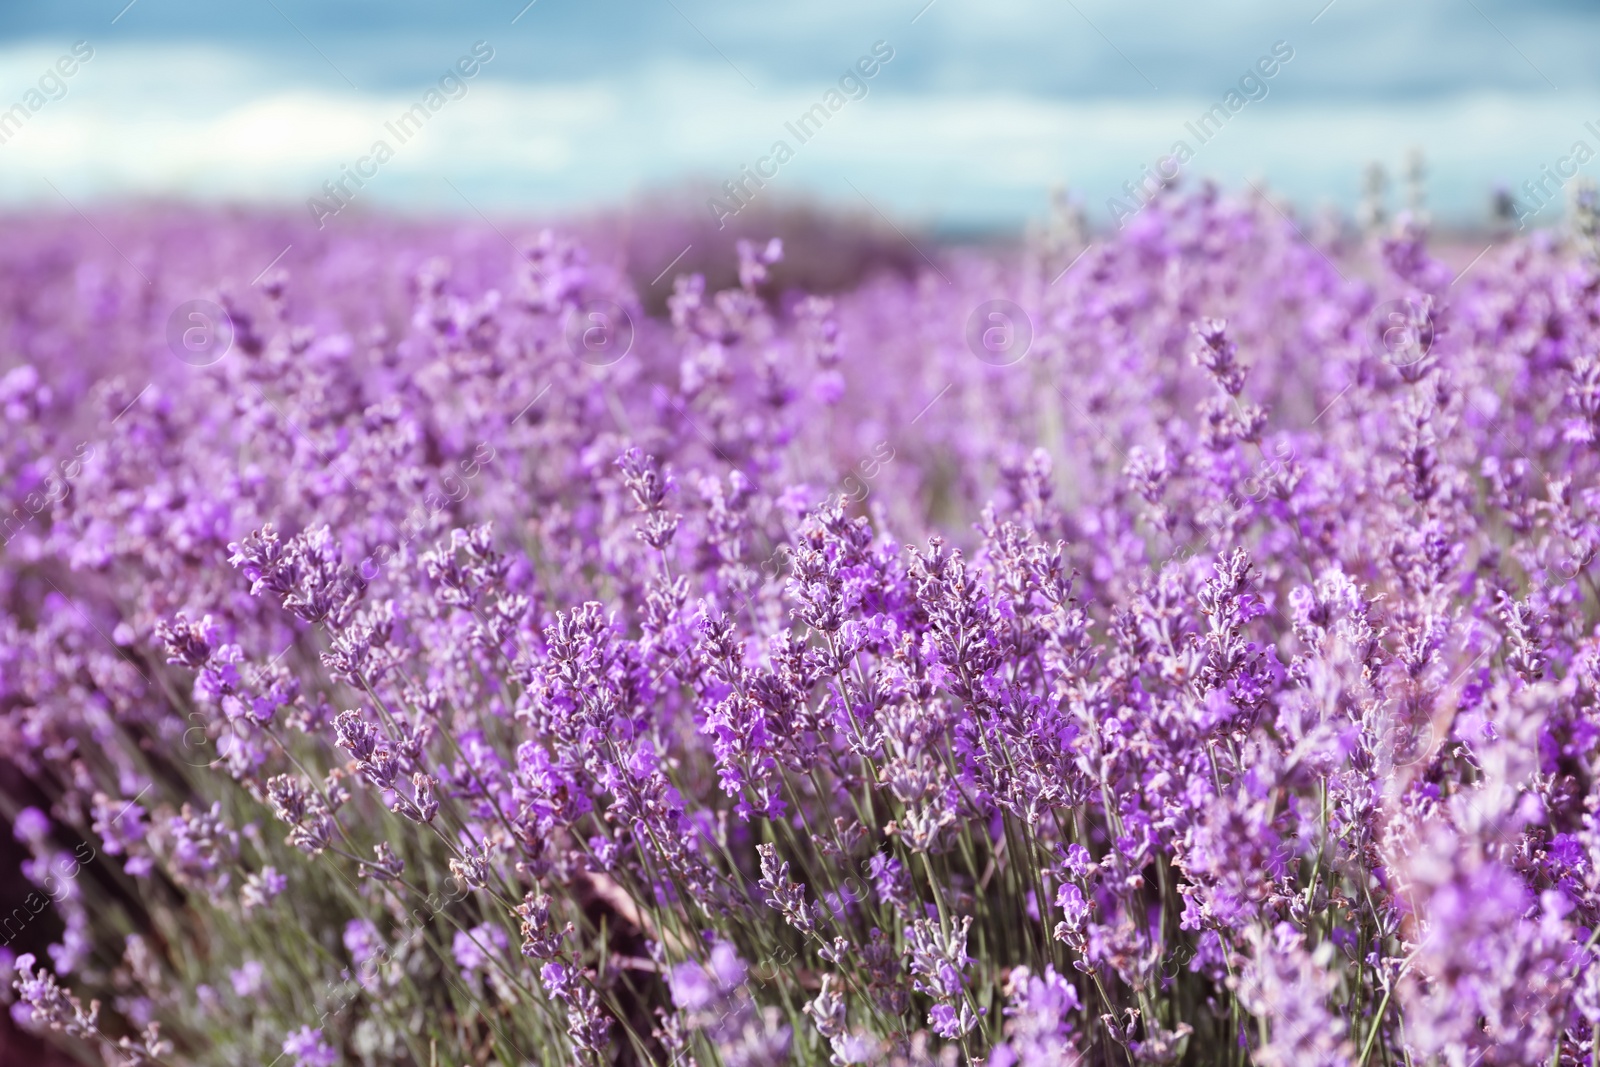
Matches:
[[1, 190, 1599, 1067]]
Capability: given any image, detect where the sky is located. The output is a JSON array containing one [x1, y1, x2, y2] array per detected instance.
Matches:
[[0, 0, 1595, 232]]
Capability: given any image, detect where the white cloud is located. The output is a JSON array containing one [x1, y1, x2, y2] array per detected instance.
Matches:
[[0, 39, 1593, 229]]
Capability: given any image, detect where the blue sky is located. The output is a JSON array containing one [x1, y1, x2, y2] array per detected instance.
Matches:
[[0, 0, 1594, 230]]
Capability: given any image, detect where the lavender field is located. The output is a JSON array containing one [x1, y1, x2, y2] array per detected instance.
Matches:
[[1, 192, 1598, 1067]]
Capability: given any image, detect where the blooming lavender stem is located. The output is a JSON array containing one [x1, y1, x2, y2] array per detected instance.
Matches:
[[1, 194, 1597, 1066]]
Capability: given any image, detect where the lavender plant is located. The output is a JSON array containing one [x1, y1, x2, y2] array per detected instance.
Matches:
[[1, 193, 1598, 1066]]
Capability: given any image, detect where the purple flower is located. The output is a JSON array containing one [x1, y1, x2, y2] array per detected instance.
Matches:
[[342, 919, 382, 969], [241, 866, 287, 911], [4, 190, 1600, 1067], [452, 923, 508, 979], [668, 940, 748, 1012], [282, 1025, 338, 1067], [230, 960, 264, 997], [667, 958, 718, 1012], [13, 808, 49, 844]]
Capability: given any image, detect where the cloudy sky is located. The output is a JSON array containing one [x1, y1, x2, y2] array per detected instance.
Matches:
[[0, 0, 1594, 231]]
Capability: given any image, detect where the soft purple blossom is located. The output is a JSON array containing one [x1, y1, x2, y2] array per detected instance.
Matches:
[[281, 1025, 338, 1067], [12, 808, 49, 844], [342, 919, 382, 969], [229, 960, 264, 998], [451, 923, 508, 979]]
